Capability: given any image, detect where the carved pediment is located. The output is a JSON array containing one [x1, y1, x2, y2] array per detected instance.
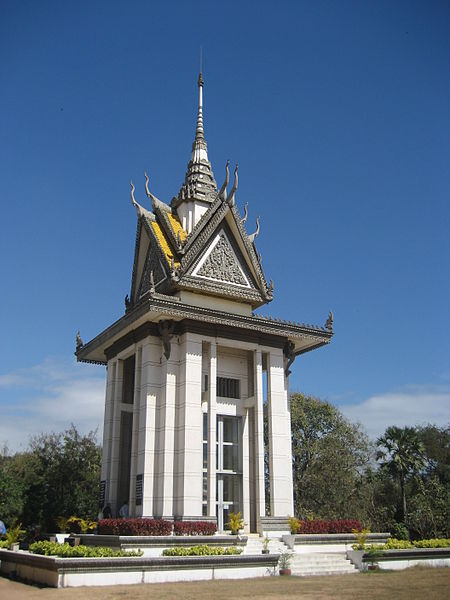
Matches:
[[191, 229, 252, 288], [138, 244, 167, 298]]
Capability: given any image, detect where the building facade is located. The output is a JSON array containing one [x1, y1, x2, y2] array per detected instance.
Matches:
[[76, 73, 333, 532]]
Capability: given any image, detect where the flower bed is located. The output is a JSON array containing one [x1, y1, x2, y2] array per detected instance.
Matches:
[[366, 538, 450, 551], [29, 540, 143, 558], [173, 521, 217, 536], [163, 545, 242, 556], [295, 519, 363, 534], [97, 519, 216, 536], [98, 518, 172, 536]]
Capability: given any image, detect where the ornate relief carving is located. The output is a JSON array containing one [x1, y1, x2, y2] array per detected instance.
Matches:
[[138, 248, 166, 298], [196, 233, 248, 286]]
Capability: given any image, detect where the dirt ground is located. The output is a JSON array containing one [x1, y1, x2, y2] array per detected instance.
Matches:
[[1, 566, 449, 600]]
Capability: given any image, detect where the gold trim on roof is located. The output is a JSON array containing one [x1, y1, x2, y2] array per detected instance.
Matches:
[[167, 213, 187, 242], [151, 222, 180, 267]]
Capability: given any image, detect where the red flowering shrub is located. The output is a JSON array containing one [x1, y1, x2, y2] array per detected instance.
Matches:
[[297, 519, 363, 534], [173, 521, 217, 536], [98, 518, 172, 536]]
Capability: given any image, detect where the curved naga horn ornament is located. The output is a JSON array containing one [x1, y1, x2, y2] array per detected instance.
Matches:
[[218, 160, 230, 201], [248, 215, 260, 242], [241, 202, 248, 223], [144, 172, 150, 196], [130, 180, 137, 207], [226, 164, 238, 207]]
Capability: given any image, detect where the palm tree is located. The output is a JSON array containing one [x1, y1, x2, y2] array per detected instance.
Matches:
[[376, 426, 425, 524]]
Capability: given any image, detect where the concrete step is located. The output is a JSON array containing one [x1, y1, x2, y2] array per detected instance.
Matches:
[[290, 553, 358, 577]]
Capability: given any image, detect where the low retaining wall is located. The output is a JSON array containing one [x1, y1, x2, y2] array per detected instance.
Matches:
[[282, 533, 390, 553], [347, 548, 450, 571], [77, 534, 247, 557], [0, 549, 279, 588]]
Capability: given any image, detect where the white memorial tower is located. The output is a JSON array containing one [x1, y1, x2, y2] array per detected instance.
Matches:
[[76, 73, 333, 533]]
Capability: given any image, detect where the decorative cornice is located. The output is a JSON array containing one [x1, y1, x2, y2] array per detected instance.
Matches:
[[76, 295, 332, 365]]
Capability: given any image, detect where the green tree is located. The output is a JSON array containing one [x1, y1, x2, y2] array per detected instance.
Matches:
[[376, 426, 426, 525], [290, 393, 372, 520], [0, 426, 101, 531]]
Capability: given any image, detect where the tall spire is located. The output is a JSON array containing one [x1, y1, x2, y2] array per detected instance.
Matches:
[[191, 71, 208, 163], [172, 71, 217, 211]]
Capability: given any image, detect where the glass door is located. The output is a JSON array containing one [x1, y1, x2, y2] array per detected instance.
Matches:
[[216, 416, 242, 531]]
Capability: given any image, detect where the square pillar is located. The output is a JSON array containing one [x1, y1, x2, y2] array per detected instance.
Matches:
[[154, 340, 178, 518], [254, 350, 266, 525], [207, 341, 217, 517], [267, 349, 294, 516], [174, 333, 203, 518]]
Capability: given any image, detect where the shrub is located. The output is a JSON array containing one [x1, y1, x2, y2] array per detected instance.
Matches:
[[226, 512, 243, 534], [288, 516, 301, 534], [173, 521, 217, 536], [0, 540, 9, 549], [98, 518, 172, 536], [413, 538, 450, 549], [392, 522, 409, 540], [163, 545, 242, 556], [29, 541, 143, 557], [296, 519, 363, 534]]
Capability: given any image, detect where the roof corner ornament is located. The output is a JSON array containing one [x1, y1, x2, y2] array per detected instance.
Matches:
[[325, 310, 334, 332], [283, 340, 295, 377], [218, 159, 230, 202], [158, 320, 175, 360], [130, 180, 137, 207], [268, 279, 274, 294], [248, 216, 260, 243], [176, 229, 183, 249], [241, 202, 248, 224], [76, 331, 83, 350], [144, 171, 162, 212], [124, 294, 131, 310], [149, 270, 155, 295], [226, 164, 238, 207]]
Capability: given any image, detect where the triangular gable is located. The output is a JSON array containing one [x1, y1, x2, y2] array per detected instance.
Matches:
[[190, 228, 253, 289], [177, 198, 272, 306]]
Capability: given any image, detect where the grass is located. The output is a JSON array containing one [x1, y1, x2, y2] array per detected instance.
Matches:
[[1, 566, 449, 599]]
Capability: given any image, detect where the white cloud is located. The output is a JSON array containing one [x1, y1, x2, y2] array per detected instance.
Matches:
[[339, 384, 450, 440], [0, 357, 105, 453]]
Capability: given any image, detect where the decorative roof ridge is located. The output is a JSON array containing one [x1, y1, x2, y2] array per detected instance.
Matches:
[[130, 180, 154, 220], [252, 311, 333, 333], [141, 215, 179, 269], [144, 172, 170, 212]]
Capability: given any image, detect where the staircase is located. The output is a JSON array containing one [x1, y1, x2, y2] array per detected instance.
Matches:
[[289, 552, 358, 576], [243, 534, 286, 555]]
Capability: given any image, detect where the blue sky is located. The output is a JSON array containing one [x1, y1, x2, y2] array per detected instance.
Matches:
[[1, 0, 449, 451]]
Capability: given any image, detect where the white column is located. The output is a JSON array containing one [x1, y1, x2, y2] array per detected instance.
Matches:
[[267, 349, 294, 516], [254, 350, 266, 524], [174, 333, 203, 517], [101, 360, 115, 503], [107, 360, 123, 514], [242, 408, 250, 531], [154, 339, 178, 518], [136, 336, 160, 517], [128, 347, 142, 516], [207, 341, 217, 517]]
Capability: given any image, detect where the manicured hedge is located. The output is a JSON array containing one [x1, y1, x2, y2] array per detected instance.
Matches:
[[29, 541, 143, 557], [97, 518, 172, 536], [163, 545, 241, 556], [297, 519, 363, 534], [97, 519, 217, 536], [173, 521, 217, 536], [370, 538, 450, 550]]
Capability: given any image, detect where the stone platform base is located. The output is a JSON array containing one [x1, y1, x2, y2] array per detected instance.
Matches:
[[0, 550, 279, 588]]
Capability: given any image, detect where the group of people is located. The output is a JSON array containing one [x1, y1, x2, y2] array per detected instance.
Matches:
[[97, 501, 129, 520]]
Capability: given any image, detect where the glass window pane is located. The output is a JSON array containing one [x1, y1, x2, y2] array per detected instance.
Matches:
[[203, 443, 207, 469], [203, 413, 207, 441], [223, 417, 238, 443]]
